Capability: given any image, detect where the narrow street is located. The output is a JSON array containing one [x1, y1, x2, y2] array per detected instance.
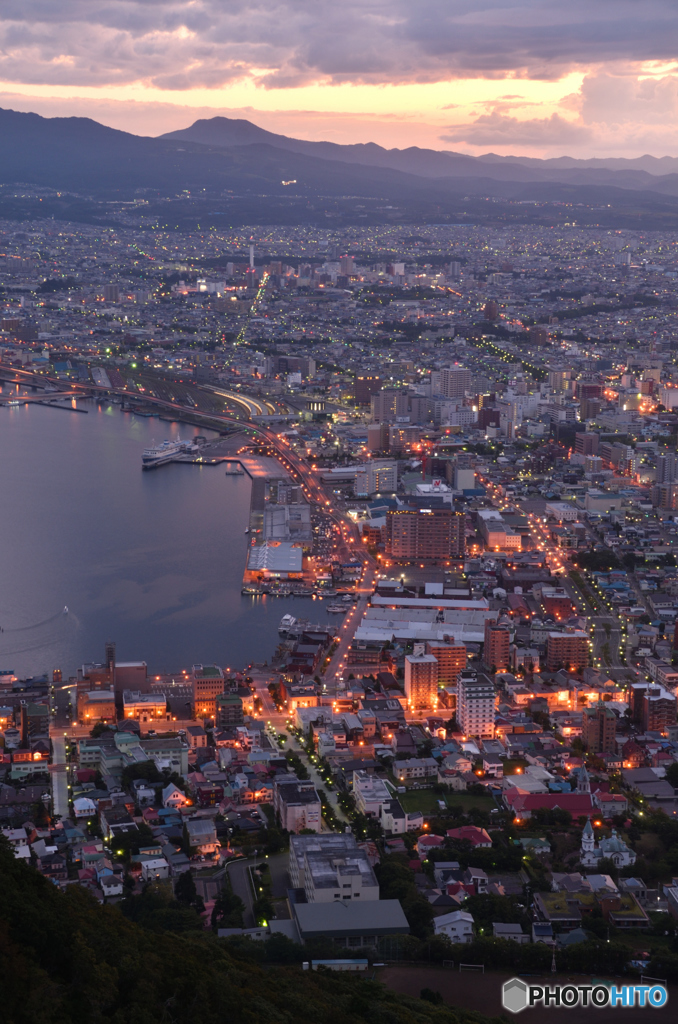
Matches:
[[50, 734, 70, 820], [285, 731, 349, 826]]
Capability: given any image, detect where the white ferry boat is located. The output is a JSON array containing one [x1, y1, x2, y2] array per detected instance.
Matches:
[[278, 614, 297, 635], [142, 439, 196, 468]]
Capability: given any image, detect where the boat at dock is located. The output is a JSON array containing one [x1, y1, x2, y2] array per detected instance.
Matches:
[[142, 438, 198, 468], [326, 604, 347, 613], [278, 614, 297, 635]]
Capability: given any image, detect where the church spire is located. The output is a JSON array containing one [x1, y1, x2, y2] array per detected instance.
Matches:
[[577, 765, 590, 794]]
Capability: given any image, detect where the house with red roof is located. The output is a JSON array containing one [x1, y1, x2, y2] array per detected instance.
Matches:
[[503, 787, 594, 820], [417, 834, 445, 857], [446, 825, 492, 848], [592, 791, 628, 814]]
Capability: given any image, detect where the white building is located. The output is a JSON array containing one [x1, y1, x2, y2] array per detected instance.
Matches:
[[354, 461, 398, 497], [457, 671, 495, 739], [162, 783, 189, 809], [302, 847, 379, 903], [273, 778, 321, 833], [352, 769, 392, 817], [433, 910, 474, 942], [1, 827, 30, 860], [439, 365, 472, 399], [380, 798, 424, 834], [141, 857, 170, 881], [289, 834, 359, 888], [545, 502, 579, 522], [580, 819, 636, 869]]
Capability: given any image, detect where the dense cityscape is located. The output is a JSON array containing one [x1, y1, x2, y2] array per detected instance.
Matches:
[[2, 207, 678, 1016]]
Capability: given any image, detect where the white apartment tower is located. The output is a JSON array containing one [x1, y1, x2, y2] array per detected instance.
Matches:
[[439, 365, 472, 400], [457, 671, 495, 739]]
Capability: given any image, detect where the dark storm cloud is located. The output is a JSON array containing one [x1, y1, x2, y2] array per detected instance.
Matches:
[[0, 0, 676, 88]]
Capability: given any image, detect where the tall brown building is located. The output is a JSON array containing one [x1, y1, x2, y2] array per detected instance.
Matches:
[[582, 701, 617, 752], [192, 664, 225, 720], [483, 619, 511, 673], [404, 653, 439, 710], [426, 640, 467, 684], [546, 632, 589, 673], [385, 508, 465, 562], [355, 375, 382, 405], [574, 432, 599, 456], [580, 398, 601, 420], [643, 686, 677, 733]]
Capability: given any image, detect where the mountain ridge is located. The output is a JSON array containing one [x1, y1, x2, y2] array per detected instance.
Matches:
[[160, 116, 678, 186], [5, 106, 678, 228]]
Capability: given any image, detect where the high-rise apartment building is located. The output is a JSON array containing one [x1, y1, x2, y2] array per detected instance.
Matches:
[[575, 432, 599, 456], [530, 326, 549, 347], [582, 701, 617, 752], [354, 375, 382, 405], [576, 382, 603, 401], [370, 389, 410, 423], [425, 640, 467, 684], [458, 670, 495, 739], [215, 692, 244, 727], [385, 509, 465, 561], [656, 453, 678, 484], [548, 369, 570, 393], [370, 391, 432, 426], [404, 653, 439, 710], [439, 365, 472, 399], [580, 397, 601, 420], [483, 618, 511, 673], [651, 483, 678, 511], [643, 685, 677, 733], [546, 632, 589, 673], [192, 664, 225, 720], [354, 461, 397, 496]]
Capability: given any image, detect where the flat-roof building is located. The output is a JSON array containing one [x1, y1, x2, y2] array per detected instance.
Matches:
[[274, 777, 321, 833], [458, 670, 495, 740], [123, 691, 167, 721], [293, 899, 409, 948]]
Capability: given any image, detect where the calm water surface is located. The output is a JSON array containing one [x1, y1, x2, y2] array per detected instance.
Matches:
[[0, 399, 317, 677]]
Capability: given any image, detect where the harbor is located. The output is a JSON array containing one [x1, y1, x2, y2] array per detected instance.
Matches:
[[0, 401, 307, 677]]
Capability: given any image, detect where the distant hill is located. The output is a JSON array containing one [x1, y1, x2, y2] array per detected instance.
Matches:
[[5, 106, 678, 228], [161, 116, 678, 190]]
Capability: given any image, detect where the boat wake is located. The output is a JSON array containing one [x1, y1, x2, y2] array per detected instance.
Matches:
[[2, 608, 70, 632]]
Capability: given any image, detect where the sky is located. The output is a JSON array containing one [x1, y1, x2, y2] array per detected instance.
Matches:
[[2, 0, 678, 157]]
